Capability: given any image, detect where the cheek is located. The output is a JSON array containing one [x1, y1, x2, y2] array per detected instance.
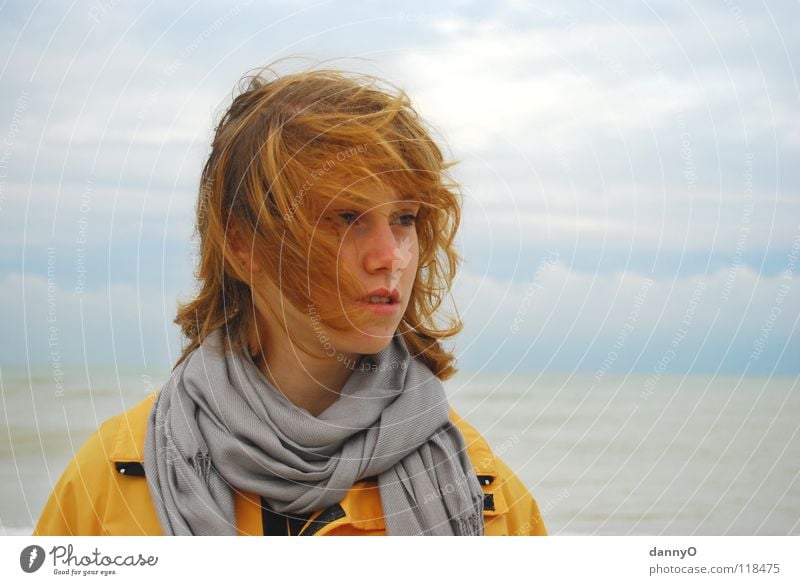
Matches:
[[407, 248, 419, 276], [397, 232, 418, 266], [336, 244, 358, 275], [400, 244, 419, 290]]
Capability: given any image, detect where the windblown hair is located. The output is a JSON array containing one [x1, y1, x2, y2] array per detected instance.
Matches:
[[173, 63, 464, 379]]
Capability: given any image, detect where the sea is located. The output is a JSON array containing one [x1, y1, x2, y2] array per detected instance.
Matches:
[[1, 366, 798, 535]]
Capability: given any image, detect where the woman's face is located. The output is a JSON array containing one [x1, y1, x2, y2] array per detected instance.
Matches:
[[318, 183, 421, 356], [244, 182, 421, 362]]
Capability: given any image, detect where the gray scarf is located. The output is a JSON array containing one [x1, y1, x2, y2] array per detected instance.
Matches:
[[143, 327, 485, 536]]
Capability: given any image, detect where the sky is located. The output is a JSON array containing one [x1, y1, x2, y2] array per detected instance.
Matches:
[[0, 0, 798, 376]]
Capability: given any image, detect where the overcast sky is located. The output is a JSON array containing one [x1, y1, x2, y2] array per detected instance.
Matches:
[[1, 0, 798, 376]]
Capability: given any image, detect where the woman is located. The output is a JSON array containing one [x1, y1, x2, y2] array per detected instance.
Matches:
[[34, 65, 548, 536]]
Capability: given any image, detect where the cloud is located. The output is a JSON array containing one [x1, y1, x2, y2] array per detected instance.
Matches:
[[0, 271, 185, 369], [7, 244, 794, 376], [1, 0, 798, 374], [446, 258, 799, 375]]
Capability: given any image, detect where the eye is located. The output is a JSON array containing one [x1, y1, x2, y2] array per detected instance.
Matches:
[[339, 212, 358, 225], [327, 211, 360, 226], [395, 214, 417, 227]]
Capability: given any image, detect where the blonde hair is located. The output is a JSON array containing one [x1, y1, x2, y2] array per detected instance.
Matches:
[[174, 63, 464, 379]]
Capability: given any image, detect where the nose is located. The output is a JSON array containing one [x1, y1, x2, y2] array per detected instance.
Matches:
[[362, 220, 398, 274]]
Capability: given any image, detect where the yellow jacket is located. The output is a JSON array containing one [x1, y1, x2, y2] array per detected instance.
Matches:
[[34, 393, 547, 536]]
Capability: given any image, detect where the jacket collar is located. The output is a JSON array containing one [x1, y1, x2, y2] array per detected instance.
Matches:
[[109, 392, 157, 464]]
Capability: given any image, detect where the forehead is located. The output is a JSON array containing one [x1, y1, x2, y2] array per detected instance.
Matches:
[[341, 183, 420, 208]]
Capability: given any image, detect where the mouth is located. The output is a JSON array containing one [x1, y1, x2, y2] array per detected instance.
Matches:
[[358, 288, 400, 305], [357, 288, 401, 315]]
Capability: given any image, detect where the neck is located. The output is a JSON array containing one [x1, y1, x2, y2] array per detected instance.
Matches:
[[248, 331, 359, 418]]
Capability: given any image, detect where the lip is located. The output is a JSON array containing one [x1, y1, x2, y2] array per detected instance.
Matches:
[[358, 300, 401, 315], [358, 287, 401, 316], [360, 288, 400, 303]]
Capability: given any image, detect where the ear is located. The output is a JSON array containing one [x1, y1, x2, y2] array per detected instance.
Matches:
[[228, 225, 262, 273]]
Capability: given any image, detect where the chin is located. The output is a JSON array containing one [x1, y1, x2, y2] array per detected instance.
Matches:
[[348, 328, 398, 355]]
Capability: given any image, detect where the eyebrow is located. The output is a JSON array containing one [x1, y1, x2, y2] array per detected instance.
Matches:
[[338, 196, 420, 209]]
